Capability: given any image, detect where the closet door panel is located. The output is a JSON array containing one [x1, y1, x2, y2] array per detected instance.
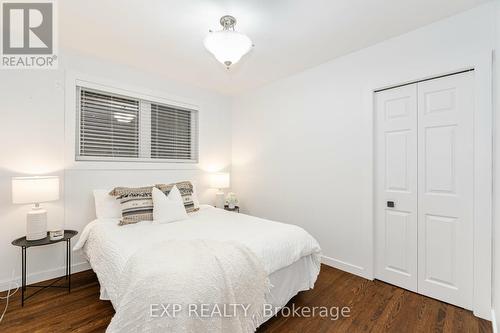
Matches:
[[374, 84, 418, 291], [417, 72, 474, 309]]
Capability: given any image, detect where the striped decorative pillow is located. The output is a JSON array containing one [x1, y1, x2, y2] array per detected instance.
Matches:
[[155, 181, 199, 213], [109, 186, 153, 225]]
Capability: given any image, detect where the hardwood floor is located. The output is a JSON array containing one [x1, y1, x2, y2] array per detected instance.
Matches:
[[0, 265, 491, 333]]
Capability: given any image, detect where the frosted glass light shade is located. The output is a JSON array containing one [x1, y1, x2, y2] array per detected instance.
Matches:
[[210, 173, 230, 189], [12, 176, 60, 204], [203, 30, 252, 68]]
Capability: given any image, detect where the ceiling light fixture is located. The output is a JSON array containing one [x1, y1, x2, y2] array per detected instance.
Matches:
[[203, 15, 253, 69]]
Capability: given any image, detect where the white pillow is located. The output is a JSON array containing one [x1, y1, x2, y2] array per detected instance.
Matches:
[[152, 186, 188, 224], [93, 189, 122, 219]]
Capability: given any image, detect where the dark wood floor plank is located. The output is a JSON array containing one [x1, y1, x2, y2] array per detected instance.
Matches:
[[0, 265, 491, 333]]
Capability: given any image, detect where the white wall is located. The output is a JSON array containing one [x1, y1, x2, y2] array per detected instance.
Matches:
[[493, 0, 500, 330], [0, 49, 232, 289], [232, 2, 495, 319]]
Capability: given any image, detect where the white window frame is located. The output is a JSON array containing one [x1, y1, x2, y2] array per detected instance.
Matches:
[[65, 72, 200, 170]]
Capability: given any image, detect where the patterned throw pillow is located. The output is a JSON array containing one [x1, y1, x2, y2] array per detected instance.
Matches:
[[109, 186, 153, 225], [155, 181, 199, 213]]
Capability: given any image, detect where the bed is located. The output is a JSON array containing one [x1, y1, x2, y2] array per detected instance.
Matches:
[[74, 204, 321, 332]]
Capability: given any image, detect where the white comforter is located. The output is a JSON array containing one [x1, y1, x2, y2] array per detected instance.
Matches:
[[107, 239, 271, 333], [74, 205, 321, 330]]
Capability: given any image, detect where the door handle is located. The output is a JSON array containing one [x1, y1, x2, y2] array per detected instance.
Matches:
[[387, 201, 395, 208]]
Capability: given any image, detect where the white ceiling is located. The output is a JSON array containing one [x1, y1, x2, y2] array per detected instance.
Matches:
[[60, 0, 490, 95]]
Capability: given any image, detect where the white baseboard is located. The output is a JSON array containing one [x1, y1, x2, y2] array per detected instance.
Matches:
[[0, 261, 91, 292], [492, 309, 498, 333], [321, 255, 372, 280]]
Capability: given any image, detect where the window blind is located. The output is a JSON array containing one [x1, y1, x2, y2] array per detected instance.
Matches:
[[151, 103, 197, 161], [76, 86, 198, 162], [79, 88, 140, 158]]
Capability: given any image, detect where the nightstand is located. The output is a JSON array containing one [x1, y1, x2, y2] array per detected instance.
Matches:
[[224, 205, 240, 213], [12, 230, 78, 306]]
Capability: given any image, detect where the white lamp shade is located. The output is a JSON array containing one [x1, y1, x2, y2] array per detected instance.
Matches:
[[12, 176, 60, 204], [210, 173, 230, 189], [203, 30, 252, 67]]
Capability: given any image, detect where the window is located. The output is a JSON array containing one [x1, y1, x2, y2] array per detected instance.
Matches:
[[79, 89, 140, 158], [151, 103, 195, 160], [77, 86, 198, 162]]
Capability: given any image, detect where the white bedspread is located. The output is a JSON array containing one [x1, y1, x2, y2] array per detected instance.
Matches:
[[107, 239, 271, 333], [74, 205, 321, 330]]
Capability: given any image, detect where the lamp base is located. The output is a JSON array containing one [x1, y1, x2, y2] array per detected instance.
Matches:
[[26, 207, 47, 241], [215, 191, 225, 209]]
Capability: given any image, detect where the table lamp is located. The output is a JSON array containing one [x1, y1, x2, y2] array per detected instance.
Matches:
[[210, 173, 229, 208], [12, 176, 60, 241]]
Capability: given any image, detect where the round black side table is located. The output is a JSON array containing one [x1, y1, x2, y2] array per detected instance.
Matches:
[[12, 230, 78, 306]]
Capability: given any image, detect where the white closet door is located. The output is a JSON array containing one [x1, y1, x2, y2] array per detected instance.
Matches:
[[417, 72, 474, 309], [375, 84, 418, 292]]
